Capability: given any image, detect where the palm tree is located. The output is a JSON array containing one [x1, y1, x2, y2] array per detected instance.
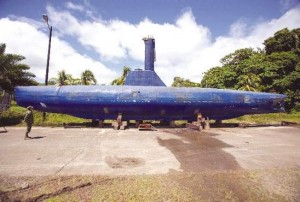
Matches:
[[0, 43, 37, 92], [111, 66, 131, 85], [57, 70, 68, 85], [50, 70, 74, 85], [81, 70, 97, 85], [65, 73, 81, 85], [237, 73, 261, 91], [50, 70, 94, 86]]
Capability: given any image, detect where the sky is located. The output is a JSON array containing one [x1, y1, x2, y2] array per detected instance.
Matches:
[[1, 0, 300, 86]]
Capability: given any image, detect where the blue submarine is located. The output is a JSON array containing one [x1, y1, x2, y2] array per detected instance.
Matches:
[[14, 37, 286, 122]]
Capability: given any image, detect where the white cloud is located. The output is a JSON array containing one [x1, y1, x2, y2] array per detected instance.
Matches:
[[229, 20, 248, 38], [65, 2, 85, 12], [0, 4, 300, 86], [0, 18, 116, 84], [65, 1, 97, 20]]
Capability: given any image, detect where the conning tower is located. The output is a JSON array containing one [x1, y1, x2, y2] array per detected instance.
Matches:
[[144, 37, 155, 71], [124, 36, 166, 86]]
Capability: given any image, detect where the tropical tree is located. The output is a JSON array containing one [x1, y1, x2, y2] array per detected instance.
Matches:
[[0, 43, 37, 92], [172, 77, 200, 87], [260, 51, 300, 110], [81, 69, 97, 85], [201, 66, 236, 89], [48, 78, 57, 85], [201, 48, 263, 89], [49, 70, 71, 85], [220, 48, 257, 67], [236, 73, 261, 91], [111, 66, 131, 85], [65, 74, 81, 85], [57, 70, 68, 85], [264, 28, 300, 54], [49, 70, 96, 85], [200, 27, 300, 111], [261, 28, 300, 109]]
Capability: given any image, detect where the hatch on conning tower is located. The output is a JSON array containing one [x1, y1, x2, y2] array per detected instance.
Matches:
[[124, 36, 166, 86]]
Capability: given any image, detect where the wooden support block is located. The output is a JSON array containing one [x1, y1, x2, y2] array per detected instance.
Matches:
[[98, 120, 104, 128], [186, 123, 202, 131], [119, 121, 127, 130], [169, 120, 176, 128], [112, 121, 119, 130], [204, 120, 210, 130], [135, 120, 141, 128], [139, 124, 155, 131]]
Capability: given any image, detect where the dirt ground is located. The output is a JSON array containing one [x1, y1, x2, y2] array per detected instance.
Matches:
[[0, 126, 299, 201]]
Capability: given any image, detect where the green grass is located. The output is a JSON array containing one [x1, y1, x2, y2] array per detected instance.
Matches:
[[1, 102, 87, 127], [224, 112, 300, 124], [1, 102, 300, 127], [3, 169, 299, 201]]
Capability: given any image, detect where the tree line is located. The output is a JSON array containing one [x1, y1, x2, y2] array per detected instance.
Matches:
[[48, 70, 97, 86], [1, 28, 299, 111], [173, 28, 300, 111]]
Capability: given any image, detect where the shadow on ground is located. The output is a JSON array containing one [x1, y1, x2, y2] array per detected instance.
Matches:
[[23, 136, 46, 140], [158, 129, 241, 172]]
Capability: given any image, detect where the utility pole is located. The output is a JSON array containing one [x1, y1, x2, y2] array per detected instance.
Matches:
[[42, 14, 52, 122]]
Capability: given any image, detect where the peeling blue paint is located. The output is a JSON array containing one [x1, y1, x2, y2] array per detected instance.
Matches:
[[15, 85, 286, 121]]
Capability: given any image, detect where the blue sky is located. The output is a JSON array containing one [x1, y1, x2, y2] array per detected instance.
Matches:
[[1, 0, 300, 85]]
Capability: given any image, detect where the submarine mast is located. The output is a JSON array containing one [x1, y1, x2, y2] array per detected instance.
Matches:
[[143, 36, 155, 71]]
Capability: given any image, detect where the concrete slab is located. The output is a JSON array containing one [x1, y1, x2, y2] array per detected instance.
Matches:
[[0, 127, 181, 176], [212, 126, 300, 169], [0, 126, 299, 176]]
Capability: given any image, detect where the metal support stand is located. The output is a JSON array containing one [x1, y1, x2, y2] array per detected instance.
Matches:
[[135, 120, 142, 128], [98, 120, 104, 128], [215, 120, 222, 126], [112, 114, 127, 130], [204, 117, 210, 130], [186, 113, 210, 131], [169, 120, 176, 128]]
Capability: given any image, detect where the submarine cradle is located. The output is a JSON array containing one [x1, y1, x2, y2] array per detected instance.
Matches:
[[14, 37, 286, 122]]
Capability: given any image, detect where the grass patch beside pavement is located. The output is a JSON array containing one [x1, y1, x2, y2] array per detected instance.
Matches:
[[224, 112, 300, 124], [1, 169, 298, 201], [1, 102, 87, 127]]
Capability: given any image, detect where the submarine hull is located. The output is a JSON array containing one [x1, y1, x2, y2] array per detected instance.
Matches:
[[14, 85, 286, 121]]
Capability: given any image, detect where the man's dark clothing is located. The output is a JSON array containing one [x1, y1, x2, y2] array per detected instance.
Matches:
[[24, 110, 34, 138]]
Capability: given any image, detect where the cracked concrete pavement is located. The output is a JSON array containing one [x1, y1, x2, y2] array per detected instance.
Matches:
[[0, 126, 299, 176]]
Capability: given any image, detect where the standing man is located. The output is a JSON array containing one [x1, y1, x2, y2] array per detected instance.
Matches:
[[24, 106, 34, 139]]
